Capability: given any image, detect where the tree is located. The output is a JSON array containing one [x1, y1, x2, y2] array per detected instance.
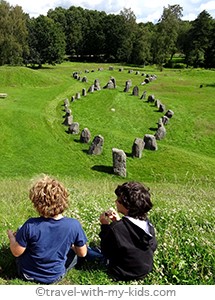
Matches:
[[184, 10, 213, 67], [25, 15, 66, 67], [153, 4, 183, 67], [0, 0, 28, 65]]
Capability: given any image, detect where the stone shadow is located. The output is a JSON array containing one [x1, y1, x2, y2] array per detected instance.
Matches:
[[91, 165, 113, 174]]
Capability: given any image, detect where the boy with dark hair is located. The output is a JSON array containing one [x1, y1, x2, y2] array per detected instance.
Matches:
[[99, 181, 157, 281]]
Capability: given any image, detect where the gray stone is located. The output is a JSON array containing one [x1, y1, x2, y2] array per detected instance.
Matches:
[[155, 99, 161, 108], [64, 115, 73, 126], [88, 135, 104, 155], [154, 123, 166, 140], [80, 128, 91, 143], [112, 148, 126, 177], [132, 138, 145, 158], [64, 98, 69, 106], [165, 109, 174, 118], [124, 80, 132, 92], [94, 79, 101, 90], [103, 80, 115, 89], [140, 91, 146, 100], [68, 122, 79, 134], [159, 103, 165, 112], [147, 95, 155, 103], [143, 134, 158, 150], [132, 86, 139, 96], [75, 92, 81, 100], [162, 115, 169, 125], [82, 76, 88, 83], [82, 88, 87, 96], [71, 96, 75, 102], [88, 85, 94, 93]]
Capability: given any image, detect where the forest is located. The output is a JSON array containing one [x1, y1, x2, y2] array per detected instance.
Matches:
[[0, 0, 215, 68]]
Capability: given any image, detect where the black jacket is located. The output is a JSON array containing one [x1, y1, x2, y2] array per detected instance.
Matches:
[[99, 217, 157, 281]]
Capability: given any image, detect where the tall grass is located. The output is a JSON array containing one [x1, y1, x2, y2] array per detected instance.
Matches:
[[0, 63, 214, 284]]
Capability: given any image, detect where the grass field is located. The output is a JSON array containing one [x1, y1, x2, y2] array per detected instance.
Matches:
[[0, 62, 214, 285]]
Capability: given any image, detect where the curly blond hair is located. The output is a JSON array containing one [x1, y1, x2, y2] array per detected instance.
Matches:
[[29, 175, 69, 218]]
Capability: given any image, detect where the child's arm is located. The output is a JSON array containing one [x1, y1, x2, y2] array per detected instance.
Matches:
[[7, 230, 26, 257], [72, 244, 87, 257]]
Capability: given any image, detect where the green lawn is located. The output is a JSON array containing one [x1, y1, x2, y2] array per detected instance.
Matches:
[[0, 63, 214, 284]]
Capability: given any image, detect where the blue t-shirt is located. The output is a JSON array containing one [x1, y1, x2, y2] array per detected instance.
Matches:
[[16, 216, 87, 284]]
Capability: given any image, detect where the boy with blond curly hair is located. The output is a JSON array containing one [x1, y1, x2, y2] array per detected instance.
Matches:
[[7, 175, 87, 284]]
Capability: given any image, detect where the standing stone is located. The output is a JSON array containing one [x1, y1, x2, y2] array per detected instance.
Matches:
[[147, 95, 155, 103], [88, 135, 104, 155], [143, 134, 158, 150], [64, 98, 69, 106], [80, 128, 91, 143], [140, 91, 147, 100], [110, 77, 116, 88], [132, 138, 145, 158], [162, 115, 169, 125], [71, 96, 75, 102], [155, 99, 161, 108], [94, 79, 101, 90], [154, 123, 166, 140], [112, 148, 126, 177], [103, 80, 115, 89], [109, 66, 114, 71], [124, 80, 132, 92], [75, 92, 81, 100], [68, 122, 79, 134], [88, 85, 94, 93], [132, 86, 139, 96], [82, 76, 88, 83], [165, 109, 174, 118], [158, 103, 165, 112], [63, 115, 73, 126], [82, 88, 87, 96]]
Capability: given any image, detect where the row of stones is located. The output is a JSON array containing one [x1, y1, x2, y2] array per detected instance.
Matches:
[[62, 67, 174, 177]]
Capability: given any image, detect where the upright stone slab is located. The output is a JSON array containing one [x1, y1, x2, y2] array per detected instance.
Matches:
[[88, 85, 94, 93], [63, 115, 73, 126], [132, 138, 145, 158], [112, 148, 126, 177], [147, 95, 155, 103], [75, 92, 81, 100], [132, 86, 139, 96], [88, 135, 104, 155], [143, 134, 158, 150], [68, 122, 79, 134], [110, 77, 116, 88], [82, 88, 87, 96], [162, 115, 169, 125], [154, 124, 166, 140], [159, 103, 165, 112], [124, 80, 132, 92], [80, 128, 91, 143], [94, 79, 101, 90], [82, 76, 88, 83], [165, 109, 174, 118], [140, 91, 146, 99], [155, 99, 161, 108]]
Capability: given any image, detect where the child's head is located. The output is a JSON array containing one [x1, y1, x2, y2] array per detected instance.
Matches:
[[29, 175, 69, 218], [115, 182, 153, 220]]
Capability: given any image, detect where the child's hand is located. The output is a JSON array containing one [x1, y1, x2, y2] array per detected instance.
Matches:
[[105, 208, 120, 222], [99, 212, 110, 224], [7, 230, 16, 240]]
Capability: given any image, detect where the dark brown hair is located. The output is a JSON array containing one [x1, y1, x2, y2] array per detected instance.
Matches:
[[115, 182, 153, 220]]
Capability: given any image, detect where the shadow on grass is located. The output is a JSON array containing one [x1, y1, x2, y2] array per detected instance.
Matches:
[[91, 165, 113, 174], [0, 244, 17, 280]]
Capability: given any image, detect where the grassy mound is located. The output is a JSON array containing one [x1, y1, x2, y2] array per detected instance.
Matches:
[[0, 62, 214, 284]]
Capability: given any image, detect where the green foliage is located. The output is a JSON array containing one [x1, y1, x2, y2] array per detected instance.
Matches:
[[0, 63, 214, 285], [0, 1, 28, 65]]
